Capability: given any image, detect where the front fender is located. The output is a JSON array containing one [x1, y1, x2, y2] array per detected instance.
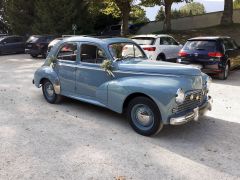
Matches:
[[34, 66, 61, 94], [107, 76, 183, 123]]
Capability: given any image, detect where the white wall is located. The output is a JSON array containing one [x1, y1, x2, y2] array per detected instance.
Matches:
[[137, 9, 240, 34]]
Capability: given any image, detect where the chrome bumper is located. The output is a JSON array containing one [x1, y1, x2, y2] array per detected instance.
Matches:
[[170, 96, 212, 125]]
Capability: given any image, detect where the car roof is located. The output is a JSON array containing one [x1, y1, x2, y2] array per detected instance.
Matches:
[[132, 34, 173, 38], [188, 36, 231, 41], [63, 36, 134, 45]]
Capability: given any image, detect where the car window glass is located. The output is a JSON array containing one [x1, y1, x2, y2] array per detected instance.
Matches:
[[170, 37, 179, 45], [109, 43, 145, 60], [81, 44, 107, 64], [132, 37, 155, 45], [183, 40, 216, 51], [57, 43, 78, 61], [160, 37, 172, 45], [223, 39, 234, 50], [111, 25, 121, 31]]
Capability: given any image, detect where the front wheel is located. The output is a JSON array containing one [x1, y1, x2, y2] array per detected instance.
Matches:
[[219, 63, 229, 80], [42, 80, 62, 104], [127, 97, 163, 136]]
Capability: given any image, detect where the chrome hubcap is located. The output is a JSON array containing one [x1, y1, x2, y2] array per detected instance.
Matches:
[[225, 64, 229, 77], [46, 83, 54, 97], [131, 104, 154, 129]]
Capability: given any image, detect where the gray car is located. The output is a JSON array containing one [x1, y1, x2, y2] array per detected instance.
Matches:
[[0, 36, 25, 55]]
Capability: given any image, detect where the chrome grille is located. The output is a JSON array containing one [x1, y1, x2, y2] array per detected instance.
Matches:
[[176, 90, 203, 113]]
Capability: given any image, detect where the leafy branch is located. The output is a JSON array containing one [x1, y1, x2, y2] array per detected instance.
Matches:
[[101, 60, 115, 77]]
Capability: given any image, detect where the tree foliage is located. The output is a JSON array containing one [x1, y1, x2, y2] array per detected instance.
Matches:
[[32, 0, 92, 35], [3, 0, 36, 35], [234, 0, 240, 9], [180, 2, 205, 16]]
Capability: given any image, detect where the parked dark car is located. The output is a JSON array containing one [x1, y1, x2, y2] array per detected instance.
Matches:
[[177, 36, 240, 80], [0, 36, 25, 55], [25, 35, 57, 58]]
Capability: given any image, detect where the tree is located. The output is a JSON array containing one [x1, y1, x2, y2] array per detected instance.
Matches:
[[130, 5, 149, 24], [141, 0, 192, 32], [101, 0, 137, 36], [221, 0, 233, 25], [3, 0, 36, 35], [180, 2, 205, 16], [233, 0, 240, 9], [155, 6, 165, 21], [32, 0, 92, 35]]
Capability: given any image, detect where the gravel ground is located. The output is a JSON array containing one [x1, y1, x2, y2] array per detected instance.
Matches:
[[0, 54, 240, 180]]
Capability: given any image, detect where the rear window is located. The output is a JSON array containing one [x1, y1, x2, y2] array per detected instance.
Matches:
[[183, 40, 217, 51], [132, 37, 155, 45]]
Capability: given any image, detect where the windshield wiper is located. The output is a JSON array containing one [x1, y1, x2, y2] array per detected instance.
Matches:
[[196, 48, 205, 50]]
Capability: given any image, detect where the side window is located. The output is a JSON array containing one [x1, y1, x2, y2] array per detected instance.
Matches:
[[57, 43, 78, 61], [4, 38, 14, 44], [160, 37, 172, 45], [170, 37, 179, 45], [81, 44, 107, 64], [223, 39, 234, 50]]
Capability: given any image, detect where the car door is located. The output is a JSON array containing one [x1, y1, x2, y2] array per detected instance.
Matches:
[[169, 37, 182, 59], [55, 42, 78, 95], [223, 38, 239, 69], [76, 43, 112, 104], [159, 37, 173, 60], [1, 37, 15, 54]]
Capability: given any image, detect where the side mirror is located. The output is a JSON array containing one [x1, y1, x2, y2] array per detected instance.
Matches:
[[3, 41, 7, 45]]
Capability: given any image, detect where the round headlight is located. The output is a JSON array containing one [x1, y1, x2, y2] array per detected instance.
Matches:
[[176, 88, 185, 104]]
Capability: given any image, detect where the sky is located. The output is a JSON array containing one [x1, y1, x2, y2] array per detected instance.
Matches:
[[145, 0, 225, 21]]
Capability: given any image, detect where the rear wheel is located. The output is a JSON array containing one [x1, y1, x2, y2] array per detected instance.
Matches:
[[127, 97, 163, 136], [30, 54, 38, 58], [219, 63, 229, 80], [42, 80, 62, 104]]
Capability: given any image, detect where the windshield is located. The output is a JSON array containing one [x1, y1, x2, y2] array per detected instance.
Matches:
[[183, 40, 217, 51], [132, 37, 155, 45], [109, 43, 146, 61]]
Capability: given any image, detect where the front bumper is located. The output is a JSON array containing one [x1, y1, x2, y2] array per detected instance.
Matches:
[[170, 96, 212, 125]]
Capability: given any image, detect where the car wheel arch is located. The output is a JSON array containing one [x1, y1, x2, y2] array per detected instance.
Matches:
[[40, 77, 61, 94], [157, 53, 166, 61], [122, 92, 161, 115]]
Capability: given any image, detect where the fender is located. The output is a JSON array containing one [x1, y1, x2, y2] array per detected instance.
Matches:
[[34, 66, 61, 94], [106, 76, 184, 123]]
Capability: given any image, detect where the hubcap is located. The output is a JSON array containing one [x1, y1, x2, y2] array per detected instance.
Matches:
[[131, 104, 154, 130], [225, 64, 229, 77], [45, 82, 54, 97]]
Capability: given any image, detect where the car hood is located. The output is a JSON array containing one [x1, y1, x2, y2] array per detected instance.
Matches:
[[116, 59, 202, 76]]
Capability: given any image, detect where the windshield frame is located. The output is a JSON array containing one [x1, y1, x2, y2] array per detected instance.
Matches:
[[108, 42, 147, 61]]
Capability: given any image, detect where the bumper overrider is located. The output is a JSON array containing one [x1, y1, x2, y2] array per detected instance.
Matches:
[[170, 96, 212, 125]]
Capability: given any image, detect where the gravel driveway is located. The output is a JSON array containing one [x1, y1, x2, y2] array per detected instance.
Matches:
[[0, 54, 240, 180]]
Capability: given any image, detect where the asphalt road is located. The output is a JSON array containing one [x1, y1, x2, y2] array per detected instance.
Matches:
[[0, 54, 240, 180]]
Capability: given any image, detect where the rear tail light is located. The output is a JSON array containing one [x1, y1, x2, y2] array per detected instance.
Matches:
[[143, 47, 156, 51], [178, 50, 188, 57], [208, 52, 223, 58]]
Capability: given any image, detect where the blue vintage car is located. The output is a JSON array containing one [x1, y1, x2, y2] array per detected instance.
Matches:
[[33, 36, 212, 136]]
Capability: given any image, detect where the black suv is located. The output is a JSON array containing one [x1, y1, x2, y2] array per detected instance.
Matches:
[[178, 36, 240, 80], [25, 35, 57, 58], [0, 36, 25, 55]]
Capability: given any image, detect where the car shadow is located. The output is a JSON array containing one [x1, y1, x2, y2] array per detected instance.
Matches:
[[211, 68, 240, 87], [59, 97, 240, 177]]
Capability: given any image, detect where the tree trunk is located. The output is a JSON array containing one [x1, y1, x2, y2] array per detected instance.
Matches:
[[121, 9, 130, 37], [163, 1, 172, 32], [221, 0, 233, 25]]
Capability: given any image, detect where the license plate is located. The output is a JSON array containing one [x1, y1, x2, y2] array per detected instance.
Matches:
[[193, 107, 199, 121], [189, 64, 203, 69], [27, 45, 32, 48]]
